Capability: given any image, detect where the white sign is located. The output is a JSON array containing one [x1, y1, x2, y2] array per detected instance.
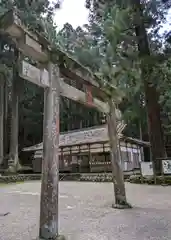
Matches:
[[141, 162, 153, 176], [162, 160, 171, 174]]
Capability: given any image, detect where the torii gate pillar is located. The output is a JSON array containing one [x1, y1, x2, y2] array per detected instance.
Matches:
[[39, 63, 65, 240]]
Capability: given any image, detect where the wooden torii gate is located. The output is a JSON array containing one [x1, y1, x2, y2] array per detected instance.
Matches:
[[0, 9, 122, 239]]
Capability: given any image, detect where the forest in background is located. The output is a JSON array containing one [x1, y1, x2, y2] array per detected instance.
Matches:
[[0, 0, 171, 172]]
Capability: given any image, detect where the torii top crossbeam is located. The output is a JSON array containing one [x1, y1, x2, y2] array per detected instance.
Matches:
[[0, 9, 118, 114]]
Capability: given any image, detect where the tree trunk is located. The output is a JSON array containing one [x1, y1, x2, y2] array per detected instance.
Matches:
[[0, 78, 4, 166], [4, 80, 9, 157], [107, 99, 131, 209], [132, 0, 167, 174], [39, 63, 64, 239], [8, 50, 20, 172], [139, 120, 144, 162]]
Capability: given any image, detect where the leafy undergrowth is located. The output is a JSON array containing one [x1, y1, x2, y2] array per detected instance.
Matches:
[[0, 174, 41, 184], [128, 175, 171, 185], [80, 173, 113, 182]]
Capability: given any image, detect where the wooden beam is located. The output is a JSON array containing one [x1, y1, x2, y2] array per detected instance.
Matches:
[[59, 65, 107, 100], [0, 10, 48, 62], [60, 79, 109, 113], [17, 34, 48, 62], [50, 48, 113, 100], [51, 49, 99, 87], [19, 61, 109, 112], [19, 61, 49, 88], [59, 64, 99, 88]]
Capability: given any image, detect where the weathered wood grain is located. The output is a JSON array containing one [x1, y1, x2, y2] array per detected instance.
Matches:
[[107, 99, 128, 206], [19, 61, 109, 112], [39, 63, 60, 239], [0, 78, 4, 165], [19, 61, 49, 87], [8, 51, 20, 170], [60, 79, 109, 113]]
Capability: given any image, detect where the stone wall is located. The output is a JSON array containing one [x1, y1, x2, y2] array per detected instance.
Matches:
[[0, 174, 41, 183], [0, 172, 133, 183]]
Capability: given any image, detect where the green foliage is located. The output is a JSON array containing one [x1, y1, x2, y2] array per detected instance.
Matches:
[[129, 174, 171, 185], [1, 0, 171, 155], [0, 0, 60, 151], [56, 0, 171, 143], [56, 6, 145, 136], [0, 0, 59, 31]]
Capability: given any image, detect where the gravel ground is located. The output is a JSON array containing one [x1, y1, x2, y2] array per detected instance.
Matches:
[[0, 181, 171, 240]]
